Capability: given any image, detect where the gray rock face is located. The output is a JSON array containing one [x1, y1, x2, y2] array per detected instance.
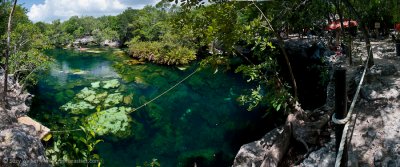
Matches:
[[101, 39, 120, 47], [73, 36, 95, 46], [0, 71, 49, 167], [233, 127, 283, 167], [0, 123, 49, 167], [296, 147, 335, 167]]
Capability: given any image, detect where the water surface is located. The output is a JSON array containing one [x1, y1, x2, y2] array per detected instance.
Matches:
[[29, 48, 270, 166]]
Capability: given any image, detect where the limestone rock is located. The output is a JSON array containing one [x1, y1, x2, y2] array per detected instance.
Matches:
[[233, 127, 283, 167], [101, 39, 120, 47], [0, 124, 49, 167], [0, 70, 49, 167], [73, 36, 95, 46]]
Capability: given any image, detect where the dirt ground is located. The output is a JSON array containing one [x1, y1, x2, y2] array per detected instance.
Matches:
[[350, 40, 400, 167], [297, 38, 400, 167]]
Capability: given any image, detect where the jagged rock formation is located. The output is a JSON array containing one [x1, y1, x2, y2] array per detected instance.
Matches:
[[0, 71, 49, 167]]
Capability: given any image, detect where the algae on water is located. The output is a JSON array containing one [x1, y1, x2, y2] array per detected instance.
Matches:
[[61, 101, 95, 114], [76, 87, 96, 99], [59, 80, 135, 138], [86, 107, 132, 137], [104, 93, 123, 107], [102, 79, 120, 89], [91, 81, 100, 88]]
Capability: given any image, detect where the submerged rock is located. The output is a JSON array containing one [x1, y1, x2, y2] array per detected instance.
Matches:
[[134, 76, 148, 87], [123, 94, 134, 105]]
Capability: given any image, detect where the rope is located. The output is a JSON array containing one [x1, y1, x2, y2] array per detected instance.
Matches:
[[333, 44, 372, 167], [129, 67, 200, 113], [50, 129, 82, 133], [49, 67, 201, 134]]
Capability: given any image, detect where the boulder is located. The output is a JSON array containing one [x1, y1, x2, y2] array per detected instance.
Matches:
[[101, 40, 120, 47], [233, 127, 284, 167]]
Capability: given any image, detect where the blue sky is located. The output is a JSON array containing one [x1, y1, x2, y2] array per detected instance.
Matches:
[[18, 0, 160, 23]]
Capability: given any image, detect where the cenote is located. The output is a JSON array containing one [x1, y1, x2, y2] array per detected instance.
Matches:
[[28, 48, 277, 166]]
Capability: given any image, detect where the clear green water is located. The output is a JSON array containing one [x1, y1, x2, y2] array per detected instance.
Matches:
[[29, 48, 270, 166]]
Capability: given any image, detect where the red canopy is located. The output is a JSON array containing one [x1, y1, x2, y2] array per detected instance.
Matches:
[[395, 23, 400, 31], [326, 19, 358, 31]]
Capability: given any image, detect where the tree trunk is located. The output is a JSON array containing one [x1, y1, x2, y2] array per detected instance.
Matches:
[[2, 0, 17, 107], [269, 0, 313, 99], [342, 0, 374, 67], [276, 34, 298, 99]]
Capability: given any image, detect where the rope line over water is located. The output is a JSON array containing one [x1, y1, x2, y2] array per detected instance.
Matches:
[[129, 67, 200, 113], [49, 67, 200, 134], [332, 46, 373, 167]]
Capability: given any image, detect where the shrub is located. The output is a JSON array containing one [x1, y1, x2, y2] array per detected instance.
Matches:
[[127, 41, 196, 65]]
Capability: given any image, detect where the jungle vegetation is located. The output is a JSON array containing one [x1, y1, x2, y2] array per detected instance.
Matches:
[[1, 0, 400, 166]]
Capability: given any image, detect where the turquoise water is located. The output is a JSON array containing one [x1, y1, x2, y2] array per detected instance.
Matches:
[[29, 48, 272, 166]]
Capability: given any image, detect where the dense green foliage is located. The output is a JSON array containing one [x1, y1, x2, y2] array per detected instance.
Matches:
[[0, 1, 51, 84], [3, 0, 400, 166]]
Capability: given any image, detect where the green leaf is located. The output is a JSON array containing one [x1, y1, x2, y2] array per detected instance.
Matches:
[[88, 145, 93, 152], [79, 137, 87, 144], [93, 154, 100, 160], [94, 139, 103, 145], [90, 131, 96, 138], [276, 104, 281, 111]]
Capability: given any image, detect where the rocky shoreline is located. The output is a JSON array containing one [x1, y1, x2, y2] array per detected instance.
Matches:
[[68, 36, 121, 48], [0, 71, 49, 167], [232, 38, 339, 167], [232, 38, 400, 166]]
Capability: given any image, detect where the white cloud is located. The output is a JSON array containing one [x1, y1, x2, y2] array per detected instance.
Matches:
[[28, 0, 160, 23]]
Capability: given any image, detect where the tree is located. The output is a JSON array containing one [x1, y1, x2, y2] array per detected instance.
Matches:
[[9, 22, 52, 81], [341, 0, 374, 67], [117, 7, 139, 44], [2, 0, 17, 106]]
